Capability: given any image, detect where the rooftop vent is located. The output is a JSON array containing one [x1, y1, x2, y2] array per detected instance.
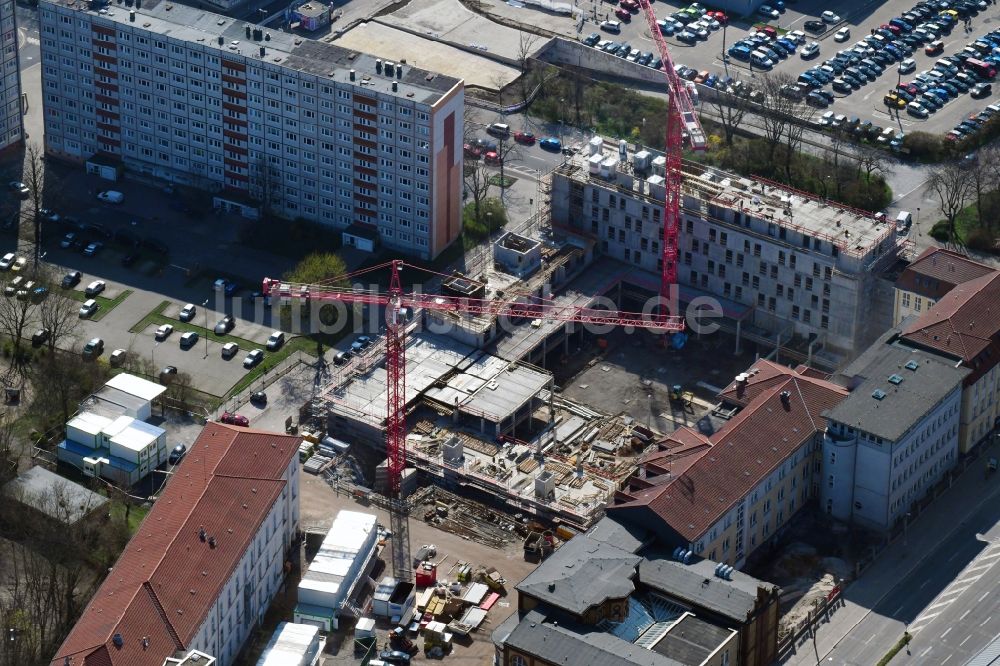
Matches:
[[376, 58, 382, 74], [349, 69, 355, 81], [112, 634, 124, 649], [198, 527, 206, 542], [872, 389, 887, 401], [888, 374, 903, 385], [208, 536, 217, 549], [392, 81, 398, 92], [905, 360, 919, 371], [779, 390, 791, 408]]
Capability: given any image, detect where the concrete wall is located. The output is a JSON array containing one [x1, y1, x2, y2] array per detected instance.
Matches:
[[534, 37, 664, 87]]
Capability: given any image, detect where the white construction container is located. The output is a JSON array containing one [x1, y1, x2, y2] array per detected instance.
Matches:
[[651, 155, 667, 177], [600, 157, 619, 179], [588, 153, 603, 174], [256, 622, 322, 666], [634, 150, 651, 170], [66, 413, 114, 450], [588, 136, 603, 156]]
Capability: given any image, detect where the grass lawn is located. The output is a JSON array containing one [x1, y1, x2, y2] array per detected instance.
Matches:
[[110, 500, 149, 535], [489, 174, 518, 188], [64, 287, 133, 322]]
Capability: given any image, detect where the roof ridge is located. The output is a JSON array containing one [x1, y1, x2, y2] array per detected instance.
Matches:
[[791, 377, 817, 432], [141, 581, 184, 649]]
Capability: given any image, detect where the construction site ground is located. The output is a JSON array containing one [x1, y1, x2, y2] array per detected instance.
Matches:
[[299, 470, 538, 665], [556, 328, 757, 436]]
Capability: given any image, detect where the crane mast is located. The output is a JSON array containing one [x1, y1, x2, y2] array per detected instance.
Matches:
[[638, 0, 707, 299]]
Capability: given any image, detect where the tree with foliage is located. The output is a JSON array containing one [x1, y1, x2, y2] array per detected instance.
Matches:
[[283, 252, 348, 286]]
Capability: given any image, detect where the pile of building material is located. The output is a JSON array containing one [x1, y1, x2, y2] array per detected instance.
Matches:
[[303, 454, 334, 474]]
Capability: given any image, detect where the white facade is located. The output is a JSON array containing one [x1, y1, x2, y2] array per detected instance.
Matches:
[[186, 454, 300, 666], [823, 376, 964, 531], [550, 149, 903, 360], [0, 0, 21, 152], [38, 0, 464, 259]]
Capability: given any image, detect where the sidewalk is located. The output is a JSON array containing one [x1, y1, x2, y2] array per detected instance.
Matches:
[[783, 436, 1000, 665]]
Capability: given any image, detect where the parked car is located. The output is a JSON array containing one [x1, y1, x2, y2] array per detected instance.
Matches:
[[3, 276, 23, 297], [334, 350, 353, 365], [614, 7, 631, 20], [834, 27, 851, 42], [159, 366, 178, 383], [600, 19, 622, 33], [582, 32, 601, 46], [38, 209, 59, 223], [59, 232, 77, 249], [539, 137, 562, 152], [214, 315, 235, 335], [900, 58, 917, 73], [155, 324, 174, 341], [84, 280, 105, 297], [82, 242, 103, 257], [804, 19, 826, 32], [801, 42, 820, 58], [31, 328, 50, 348], [821, 10, 841, 23], [220, 411, 250, 427], [758, 4, 779, 19], [168, 444, 187, 465], [62, 270, 82, 288], [110, 348, 127, 367], [180, 331, 199, 349], [513, 131, 536, 145], [266, 331, 285, 351], [243, 349, 264, 368], [82, 337, 104, 359], [179, 303, 197, 322], [0, 253, 14, 271], [96, 190, 124, 204], [11, 257, 26, 272], [221, 341, 240, 359], [972, 82, 993, 97], [250, 391, 267, 406], [8, 181, 29, 199], [79, 299, 99, 318]]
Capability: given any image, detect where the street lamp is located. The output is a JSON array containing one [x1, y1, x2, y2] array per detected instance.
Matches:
[[202, 299, 210, 359]]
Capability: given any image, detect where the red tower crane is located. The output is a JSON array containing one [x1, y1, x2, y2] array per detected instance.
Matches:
[[263, 261, 684, 581], [638, 0, 708, 299]]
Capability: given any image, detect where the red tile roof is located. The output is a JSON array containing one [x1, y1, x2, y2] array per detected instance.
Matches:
[[900, 271, 1000, 382], [895, 247, 995, 301], [610, 362, 847, 542], [52, 423, 300, 666]]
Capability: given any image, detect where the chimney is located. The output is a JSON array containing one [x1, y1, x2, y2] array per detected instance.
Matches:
[[349, 69, 355, 81], [735, 373, 747, 398], [376, 58, 382, 74], [780, 390, 791, 409], [260, 46, 265, 57], [129, 10, 135, 21], [391, 81, 398, 92], [397, 64, 403, 79], [245, 24, 251, 38]]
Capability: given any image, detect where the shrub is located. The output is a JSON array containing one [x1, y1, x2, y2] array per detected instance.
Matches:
[[929, 220, 952, 243], [966, 227, 999, 253], [904, 131, 948, 162]]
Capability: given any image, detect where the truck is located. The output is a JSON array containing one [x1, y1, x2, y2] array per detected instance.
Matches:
[[523, 531, 555, 562]]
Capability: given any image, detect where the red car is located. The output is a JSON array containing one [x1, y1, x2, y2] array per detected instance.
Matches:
[[619, 0, 639, 10], [514, 131, 536, 145], [614, 6, 631, 20], [220, 411, 249, 427], [708, 10, 728, 24], [463, 143, 482, 159], [484, 151, 502, 165], [897, 83, 918, 96]]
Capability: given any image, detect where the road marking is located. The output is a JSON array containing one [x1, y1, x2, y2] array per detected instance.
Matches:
[[942, 627, 952, 639], [982, 616, 993, 627], [926, 601, 952, 612], [961, 635, 972, 646], [943, 655, 953, 664], [911, 611, 942, 626], [979, 591, 990, 603], [948, 550, 963, 562], [961, 609, 971, 621], [920, 579, 932, 589], [941, 584, 972, 597], [920, 647, 933, 657]]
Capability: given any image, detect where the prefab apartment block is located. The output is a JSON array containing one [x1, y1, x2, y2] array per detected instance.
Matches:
[[38, 0, 465, 259]]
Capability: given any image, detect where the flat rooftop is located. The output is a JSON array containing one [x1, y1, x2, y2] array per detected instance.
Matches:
[[652, 613, 735, 664], [46, 0, 460, 106], [2, 467, 109, 525], [324, 330, 550, 426], [561, 139, 896, 259]]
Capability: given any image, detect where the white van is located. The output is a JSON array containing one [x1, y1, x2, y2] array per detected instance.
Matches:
[[896, 211, 912, 234], [486, 123, 510, 138], [97, 190, 125, 204]]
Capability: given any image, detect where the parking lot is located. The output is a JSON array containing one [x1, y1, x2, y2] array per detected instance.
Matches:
[[480, 0, 1000, 141]]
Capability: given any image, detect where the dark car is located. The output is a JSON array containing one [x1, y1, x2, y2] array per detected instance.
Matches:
[[250, 391, 267, 405], [121, 252, 139, 267], [31, 328, 50, 348], [334, 350, 353, 365], [61, 270, 82, 288], [159, 366, 178, 383], [378, 651, 412, 665], [214, 315, 235, 335], [168, 443, 187, 465], [805, 19, 826, 32]]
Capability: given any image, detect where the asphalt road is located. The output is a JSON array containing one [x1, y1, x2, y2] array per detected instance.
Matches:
[[818, 473, 1000, 665]]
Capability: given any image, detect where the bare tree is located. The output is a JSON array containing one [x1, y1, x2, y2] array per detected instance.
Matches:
[[30, 350, 110, 426], [710, 83, 750, 146], [927, 161, 975, 245], [963, 150, 998, 229], [36, 268, 81, 353], [464, 159, 493, 227], [515, 31, 539, 109], [23, 143, 47, 269], [0, 414, 19, 483], [756, 73, 797, 161], [783, 104, 815, 180], [250, 155, 282, 219], [854, 142, 892, 185], [0, 289, 37, 378]]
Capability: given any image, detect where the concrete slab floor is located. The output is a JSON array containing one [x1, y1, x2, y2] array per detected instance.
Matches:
[[299, 471, 539, 665], [331, 22, 519, 89], [558, 327, 758, 435]]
